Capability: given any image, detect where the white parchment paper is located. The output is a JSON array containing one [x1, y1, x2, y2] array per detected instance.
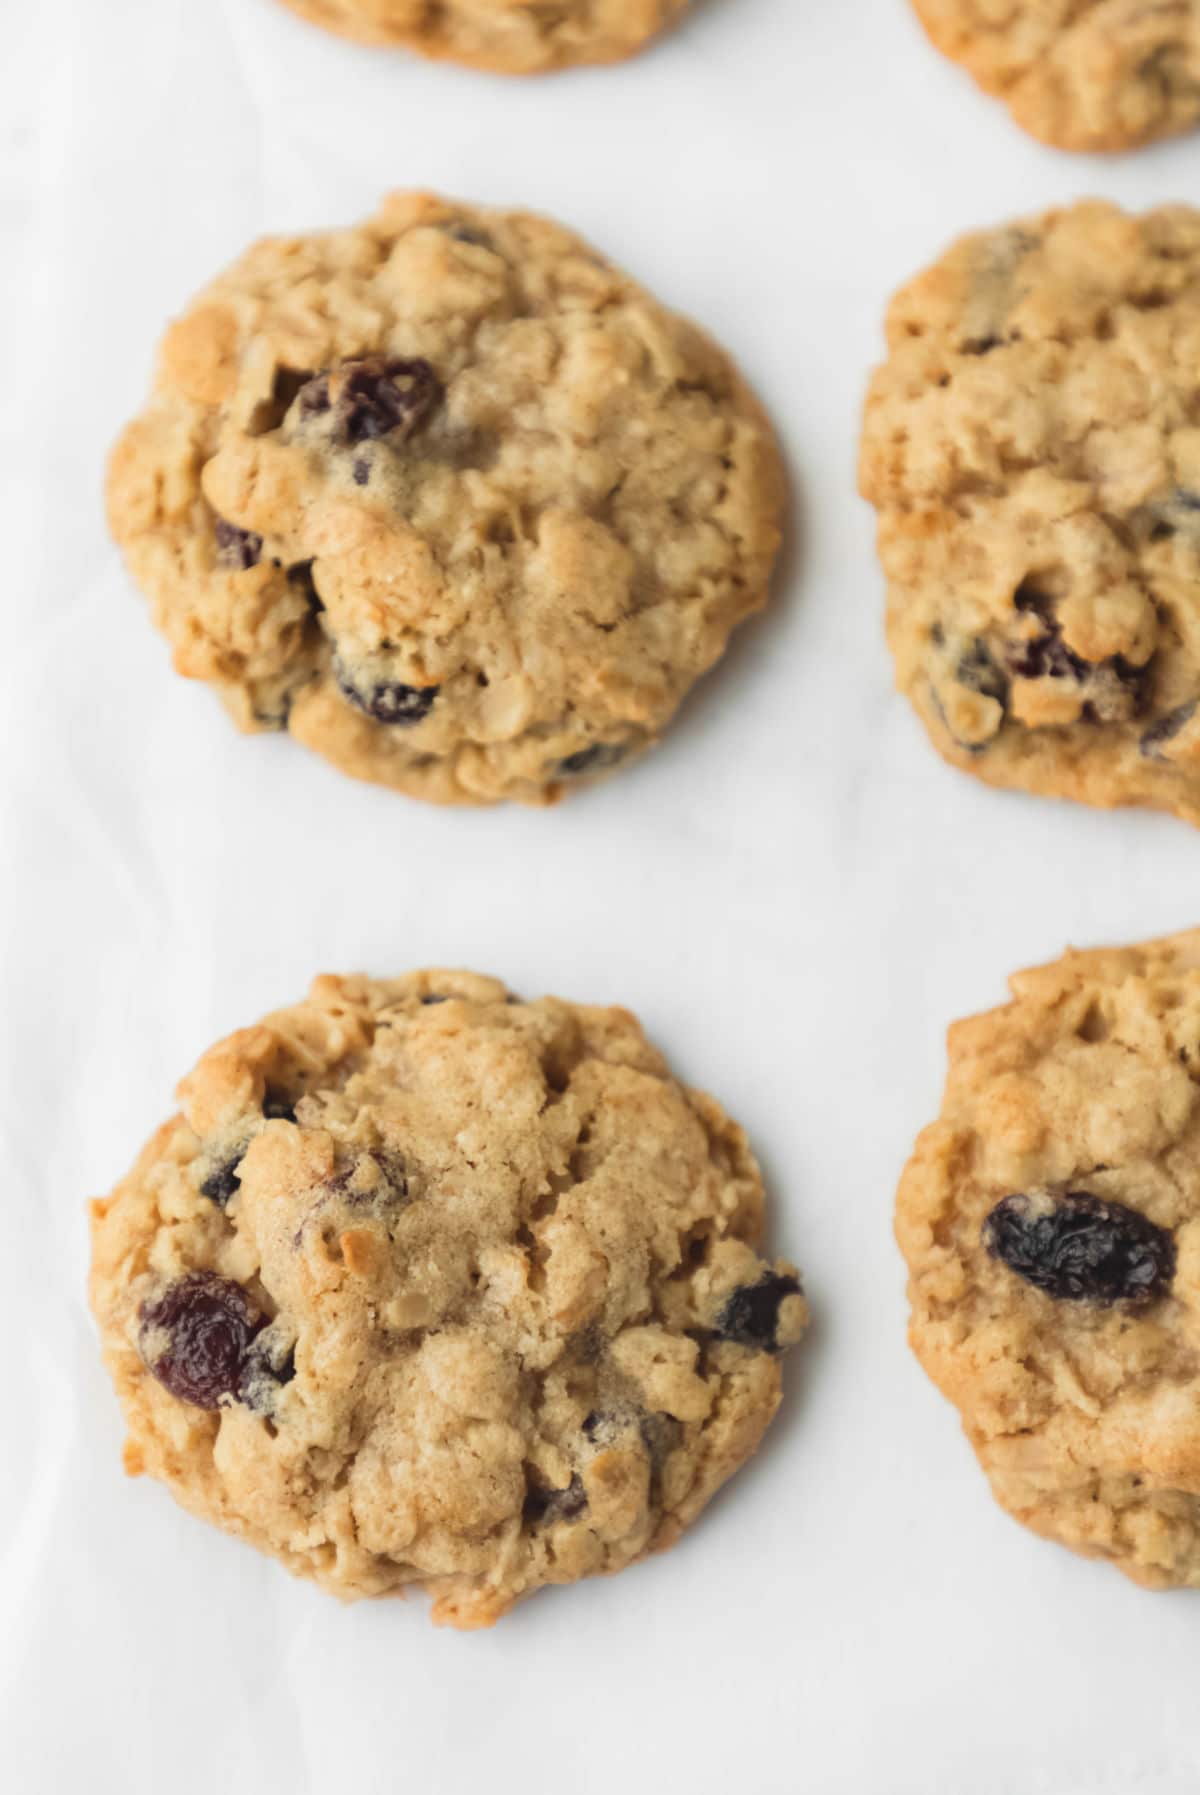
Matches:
[[5, 1, 1200, 1789]]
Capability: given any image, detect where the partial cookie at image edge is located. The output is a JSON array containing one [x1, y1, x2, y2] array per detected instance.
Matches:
[[272, 0, 691, 74], [861, 198, 1200, 829], [909, 0, 1200, 152], [897, 927, 1200, 1588]]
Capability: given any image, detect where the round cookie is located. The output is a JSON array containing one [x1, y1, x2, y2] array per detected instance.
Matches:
[[860, 200, 1200, 829], [911, 0, 1200, 152], [274, 0, 689, 71], [897, 929, 1200, 1588], [107, 192, 782, 806], [89, 970, 807, 1626]]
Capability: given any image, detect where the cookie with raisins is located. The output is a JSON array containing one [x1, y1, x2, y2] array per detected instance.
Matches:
[[898, 928, 1200, 1587], [107, 191, 783, 806], [860, 201, 1200, 829], [89, 971, 807, 1626]]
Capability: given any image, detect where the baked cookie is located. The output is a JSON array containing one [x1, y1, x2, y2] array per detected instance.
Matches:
[[911, 0, 1200, 152], [274, 0, 689, 71], [898, 929, 1200, 1588], [860, 200, 1200, 828], [107, 192, 782, 806], [89, 970, 807, 1626]]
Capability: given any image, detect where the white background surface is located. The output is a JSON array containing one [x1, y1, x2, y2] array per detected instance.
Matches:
[[5, 0, 1200, 1789]]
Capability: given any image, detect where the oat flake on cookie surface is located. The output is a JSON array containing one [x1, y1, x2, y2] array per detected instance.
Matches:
[[89, 971, 807, 1626], [898, 929, 1200, 1587], [108, 191, 783, 807], [861, 201, 1200, 828], [274, 0, 690, 71]]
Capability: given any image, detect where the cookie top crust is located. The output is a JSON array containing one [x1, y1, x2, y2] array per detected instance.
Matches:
[[275, 0, 689, 70], [912, 0, 1200, 152], [89, 971, 807, 1627], [107, 192, 783, 806], [897, 930, 1200, 1588], [861, 201, 1200, 827]]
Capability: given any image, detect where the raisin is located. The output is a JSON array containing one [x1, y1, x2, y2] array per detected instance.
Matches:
[[1008, 585, 1146, 719], [1008, 633, 1090, 683], [420, 994, 449, 1005], [201, 1095, 292, 1199], [1008, 585, 1091, 683], [343, 358, 440, 443], [336, 669, 439, 726], [715, 1272, 803, 1352], [200, 1152, 245, 1209], [214, 518, 263, 570], [983, 1191, 1176, 1308], [298, 357, 442, 446], [555, 743, 627, 778], [523, 1472, 588, 1525], [961, 335, 1002, 355], [139, 1273, 267, 1409], [352, 457, 371, 486], [1141, 701, 1196, 760]]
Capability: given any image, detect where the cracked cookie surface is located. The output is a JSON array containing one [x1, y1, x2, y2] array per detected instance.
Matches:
[[107, 191, 782, 806], [898, 929, 1200, 1588], [274, 0, 689, 70], [861, 201, 1200, 828], [89, 970, 807, 1626], [911, 0, 1200, 151]]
